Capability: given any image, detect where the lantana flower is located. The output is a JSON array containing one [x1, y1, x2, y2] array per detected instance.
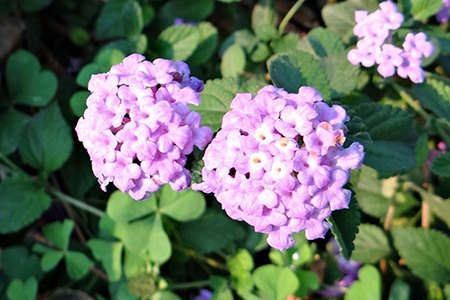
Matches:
[[347, 0, 434, 83], [76, 54, 212, 201], [193, 85, 364, 251]]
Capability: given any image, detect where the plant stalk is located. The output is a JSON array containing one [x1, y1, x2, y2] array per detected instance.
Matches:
[[278, 0, 306, 34]]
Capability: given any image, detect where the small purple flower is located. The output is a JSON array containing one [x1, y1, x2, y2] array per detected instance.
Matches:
[[193, 289, 212, 300], [193, 85, 364, 251], [348, 1, 434, 83], [75, 54, 212, 200], [436, 0, 450, 23]]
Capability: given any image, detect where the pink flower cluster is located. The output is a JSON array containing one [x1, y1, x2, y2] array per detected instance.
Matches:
[[193, 85, 364, 251], [75, 54, 212, 200], [347, 1, 433, 83]]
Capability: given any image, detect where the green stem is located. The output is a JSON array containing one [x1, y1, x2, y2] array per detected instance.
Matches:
[[0, 152, 24, 174], [392, 83, 431, 123], [278, 0, 305, 34], [169, 280, 210, 291], [49, 187, 104, 218]]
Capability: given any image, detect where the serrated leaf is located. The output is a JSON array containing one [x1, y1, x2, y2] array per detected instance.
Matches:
[[413, 75, 450, 122], [345, 265, 381, 300], [0, 246, 42, 280], [253, 265, 299, 300], [159, 184, 205, 221], [177, 210, 246, 254], [351, 224, 390, 263], [221, 44, 246, 78], [322, 52, 360, 97], [187, 22, 218, 66], [6, 50, 57, 106], [307, 27, 345, 58], [329, 197, 360, 259], [353, 103, 417, 177], [6, 278, 38, 300], [0, 108, 29, 155], [411, 0, 442, 21], [106, 190, 157, 223], [88, 239, 123, 281], [353, 166, 393, 218], [157, 25, 201, 61], [268, 51, 331, 98], [95, 0, 143, 39], [410, 185, 450, 228], [43, 220, 74, 250], [41, 250, 64, 272], [18, 103, 73, 173], [431, 152, 450, 177], [322, 0, 379, 42], [391, 227, 450, 283], [0, 176, 51, 233], [193, 77, 239, 132], [65, 251, 93, 280]]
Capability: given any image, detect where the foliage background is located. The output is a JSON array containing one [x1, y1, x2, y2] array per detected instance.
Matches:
[[0, 0, 450, 299]]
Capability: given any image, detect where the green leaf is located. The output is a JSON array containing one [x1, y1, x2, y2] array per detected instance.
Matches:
[[253, 265, 299, 300], [352, 166, 391, 218], [159, 184, 205, 221], [0, 109, 29, 155], [329, 197, 360, 259], [351, 224, 391, 263], [431, 152, 450, 177], [193, 77, 239, 132], [268, 52, 331, 99], [88, 239, 123, 281], [221, 44, 246, 78], [18, 103, 73, 173], [0, 175, 51, 233], [6, 278, 38, 300], [19, 0, 52, 12], [157, 25, 201, 61], [158, 0, 214, 28], [411, 0, 442, 21], [294, 270, 319, 299], [187, 22, 218, 66], [412, 75, 450, 122], [389, 279, 411, 300], [65, 251, 94, 280], [69, 91, 89, 117], [6, 50, 57, 106], [228, 249, 255, 292], [41, 250, 64, 272], [43, 220, 74, 250], [353, 103, 417, 177], [0, 246, 42, 280], [95, 0, 143, 39], [306, 27, 345, 58], [177, 210, 246, 254], [106, 190, 157, 223], [322, 0, 379, 43], [271, 33, 300, 54], [416, 187, 450, 227], [391, 227, 450, 283], [252, 1, 277, 31], [147, 214, 172, 263], [345, 265, 381, 300], [322, 52, 360, 97]]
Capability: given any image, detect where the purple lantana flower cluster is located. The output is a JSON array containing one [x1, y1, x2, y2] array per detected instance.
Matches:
[[437, 0, 450, 23], [75, 54, 212, 201], [347, 1, 433, 83], [193, 85, 364, 251]]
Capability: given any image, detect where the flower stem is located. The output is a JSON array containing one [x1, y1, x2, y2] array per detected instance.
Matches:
[[49, 187, 104, 218], [278, 0, 306, 34], [392, 83, 431, 123], [169, 280, 210, 291]]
